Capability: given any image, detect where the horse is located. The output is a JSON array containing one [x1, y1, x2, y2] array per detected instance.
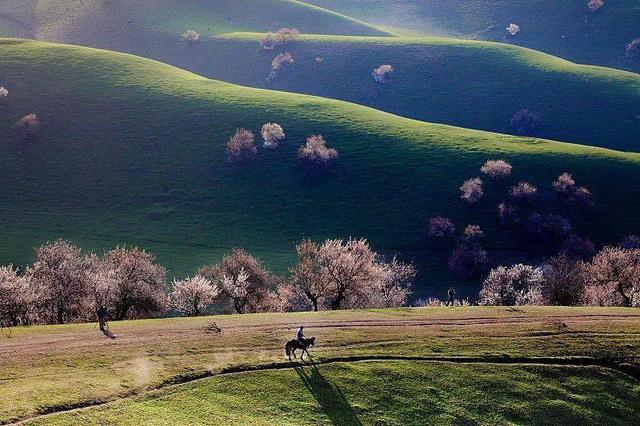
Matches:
[[285, 337, 315, 361]]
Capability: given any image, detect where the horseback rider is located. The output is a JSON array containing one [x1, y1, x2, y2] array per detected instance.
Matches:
[[296, 325, 305, 343], [97, 305, 107, 331]]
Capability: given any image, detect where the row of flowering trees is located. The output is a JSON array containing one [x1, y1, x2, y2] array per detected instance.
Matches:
[[0, 238, 416, 326]]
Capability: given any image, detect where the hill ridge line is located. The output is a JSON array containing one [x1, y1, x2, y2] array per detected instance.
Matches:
[[11, 355, 638, 425]]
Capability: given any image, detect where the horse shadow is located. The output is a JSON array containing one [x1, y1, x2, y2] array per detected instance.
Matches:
[[294, 362, 363, 426]]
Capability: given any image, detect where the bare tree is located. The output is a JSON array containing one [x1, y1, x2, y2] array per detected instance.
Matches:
[[540, 255, 585, 306]]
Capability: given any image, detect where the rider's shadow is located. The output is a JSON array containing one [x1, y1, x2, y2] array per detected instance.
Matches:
[[294, 363, 363, 426]]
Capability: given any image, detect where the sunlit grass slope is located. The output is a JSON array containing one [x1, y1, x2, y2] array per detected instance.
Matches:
[[172, 33, 640, 151], [303, 0, 640, 72], [27, 361, 640, 426], [2, 307, 639, 424], [1, 39, 640, 284]]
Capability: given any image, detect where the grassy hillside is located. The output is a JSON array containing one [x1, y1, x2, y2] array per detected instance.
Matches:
[[3, 307, 639, 424], [0, 0, 389, 42], [303, 0, 640, 72], [164, 33, 640, 151], [2, 39, 640, 290]]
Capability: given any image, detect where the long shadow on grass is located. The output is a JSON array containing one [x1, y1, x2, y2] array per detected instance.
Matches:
[[295, 362, 363, 426]]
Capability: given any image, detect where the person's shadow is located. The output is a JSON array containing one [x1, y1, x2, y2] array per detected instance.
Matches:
[[295, 362, 363, 426]]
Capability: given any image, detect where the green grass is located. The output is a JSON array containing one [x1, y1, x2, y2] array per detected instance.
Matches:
[[2, 39, 640, 288], [25, 361, 640, 425], [302, 0, 640, 72], [175, 32, 640, 151], [2, 307, 639, 424]]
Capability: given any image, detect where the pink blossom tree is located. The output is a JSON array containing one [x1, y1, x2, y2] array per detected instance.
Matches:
[[226, 128, 257, 162], [372, 64, 394, 83], [583, 247, 640, 307], [297, 134, 338, 168], [479, 264, 544, 306], [480, 160, 512, 180], [460, 178, 484, 205], [289, 240, 331, 311], [0, 266, 30, 326], [181, 30, 200, 44], [15, 113, 39, 140], [627, 38, 640, 58], [587, 0, 604, 11], [261, 123, 285, 149], [428, 216, 456, 238], [509, 182, 537, 204], [171, 275, 220, 316], [102, 247, 168, 320]]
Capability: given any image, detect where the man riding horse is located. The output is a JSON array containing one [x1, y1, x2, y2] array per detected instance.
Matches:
[[285, 325, 315, 361]]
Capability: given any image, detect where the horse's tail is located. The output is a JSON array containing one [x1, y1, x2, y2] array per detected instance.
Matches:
[[285, 342, 291, 357]]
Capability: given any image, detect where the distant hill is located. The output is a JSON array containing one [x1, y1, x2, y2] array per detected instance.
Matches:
[[164, 33, 640, 152], [1, 40, 640, 290], [0, 0, 389, 41], [303, 0, 640, 72]]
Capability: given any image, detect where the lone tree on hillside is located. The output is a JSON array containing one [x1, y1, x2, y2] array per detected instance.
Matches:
[[181, 30, 200, 44], [506, 23, 520, 36], [297, 134, 338, 168], [15, 113, 39, 141], [480, 160, 512, 180], [460, 178, 484, 205], [261, 123, 285, 149], [372, 64, 394, 83], [587, 0, 604, 11], [171, 275, 220, 316], [510, 109, 541, 136], [226, 128, 257, 162]]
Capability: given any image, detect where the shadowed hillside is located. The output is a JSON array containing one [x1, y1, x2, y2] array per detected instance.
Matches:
[[1, 39, 640, 290]]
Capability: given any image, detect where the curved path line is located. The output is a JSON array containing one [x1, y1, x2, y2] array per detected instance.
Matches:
[[10, 355, 639, 425]]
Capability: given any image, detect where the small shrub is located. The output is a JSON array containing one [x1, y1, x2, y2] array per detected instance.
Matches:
[[260, 123, 285, 149], [297, 134, 338, 167], [372, 64, 394, 83], [480, 160, 512, 180], [510, 109, 541, 136], [181, 30, 200, 44], [506, 23, 520, 36], [428, 216, 455, 238], [460, 178, 484, 205], [226, 128, 257, 162], [15, 113, 39, 140]]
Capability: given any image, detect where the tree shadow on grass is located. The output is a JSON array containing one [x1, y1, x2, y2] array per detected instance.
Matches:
[[295, 362, 363, 426]]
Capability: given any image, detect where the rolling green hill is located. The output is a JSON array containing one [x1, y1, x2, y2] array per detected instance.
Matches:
[[0, 0, 388, 42], [2, 39, 640, 291], [161, 33, 640, 152], [3, 307, 640, 424], [303, 0, 640, 72]]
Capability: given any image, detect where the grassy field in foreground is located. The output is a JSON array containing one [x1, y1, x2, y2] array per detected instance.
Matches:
[[1, 40, 640, 288], [1, 307, 639, 424], [179, 33, 640, 151], [302, 0, 640, 72], [26, 361, 640, 425]]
